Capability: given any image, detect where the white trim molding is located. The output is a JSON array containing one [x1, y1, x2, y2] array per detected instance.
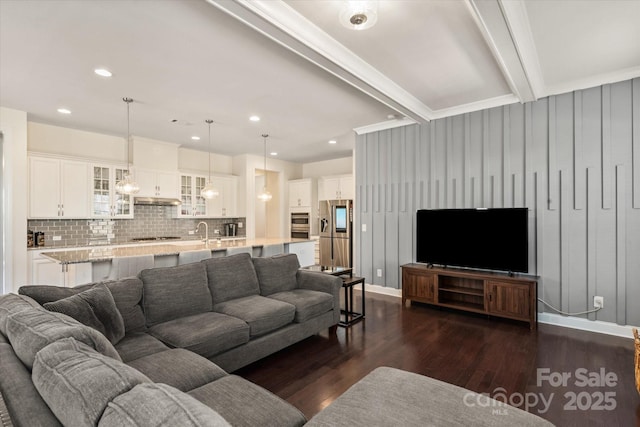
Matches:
[[354, 117, 417, 136], [538, 312, 637, 340]]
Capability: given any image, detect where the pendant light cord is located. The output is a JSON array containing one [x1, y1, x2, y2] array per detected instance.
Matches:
[[263, 134, 268, 173], [206, 119, 213, 181], [123, 97, 133, 174]]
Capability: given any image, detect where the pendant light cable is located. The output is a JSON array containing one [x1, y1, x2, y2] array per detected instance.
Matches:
[[201, 119, 219, 199]]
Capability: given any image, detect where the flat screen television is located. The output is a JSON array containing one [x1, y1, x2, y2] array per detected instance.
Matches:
[[416, 208, 528, 273]]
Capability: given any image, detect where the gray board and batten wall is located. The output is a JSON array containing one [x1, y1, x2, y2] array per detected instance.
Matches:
[[355, 77, 640, 327]]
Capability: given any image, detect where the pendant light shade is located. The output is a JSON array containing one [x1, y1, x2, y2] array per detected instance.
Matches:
[[257, 133, 272, 202], [116, 97, 140, 195], [201, 119, 219, 199]]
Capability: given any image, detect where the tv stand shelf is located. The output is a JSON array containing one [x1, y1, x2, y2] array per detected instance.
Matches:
[[401, 264, 538, 329]]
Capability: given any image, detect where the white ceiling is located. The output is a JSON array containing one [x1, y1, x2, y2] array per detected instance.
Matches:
[[1, 0, 639, 163]]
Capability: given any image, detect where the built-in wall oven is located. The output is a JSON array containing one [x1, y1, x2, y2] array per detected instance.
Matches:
[[291, 212, 310, 239]]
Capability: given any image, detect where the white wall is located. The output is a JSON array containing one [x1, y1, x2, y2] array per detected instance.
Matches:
[[28, 122, 124, 162], [1, 108, 28, 294], [179, 147, 233, 175], [303, 156, 353, 178]]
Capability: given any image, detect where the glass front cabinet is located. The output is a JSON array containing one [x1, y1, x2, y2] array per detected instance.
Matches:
[[179, 174, 208, 217], [91, 165, 134, 218]]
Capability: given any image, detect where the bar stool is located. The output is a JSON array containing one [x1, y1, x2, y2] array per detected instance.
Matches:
[[260, 243, 285, 257], [178, 249, 212, 265], [225, 246, 253, 256], [108, 255, 155, 280]]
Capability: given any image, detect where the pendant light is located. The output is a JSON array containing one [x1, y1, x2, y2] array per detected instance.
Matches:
[[115, 97, 140, 195], [257, 133, 272, 202], [200, 119, 219, 199]]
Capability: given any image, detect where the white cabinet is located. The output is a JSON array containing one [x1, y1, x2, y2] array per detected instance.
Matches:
[[289, 179, 314, 208], [28, 250, 92, 287], [319, 175, 354, 200], [178, 174, 208, 217], [136, 169, 178, 198], [29, 156, 90, 218], [91, 164, 134, 218], [207, 175, 237, 217]]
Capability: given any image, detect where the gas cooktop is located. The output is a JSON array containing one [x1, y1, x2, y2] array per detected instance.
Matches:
[[130, 236, 181, 242]]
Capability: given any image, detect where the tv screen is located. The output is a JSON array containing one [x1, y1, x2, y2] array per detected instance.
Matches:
[[416, 208, 528, 273]]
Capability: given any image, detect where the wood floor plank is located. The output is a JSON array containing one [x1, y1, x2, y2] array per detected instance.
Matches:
[[237, 292, 639, 426]]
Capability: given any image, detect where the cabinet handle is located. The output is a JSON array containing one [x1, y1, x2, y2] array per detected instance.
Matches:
[[488, 293, 493, 302], [60, 204, 64, 217]]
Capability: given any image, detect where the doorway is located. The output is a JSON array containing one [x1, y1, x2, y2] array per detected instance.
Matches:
[[254, 169, 280, 239]]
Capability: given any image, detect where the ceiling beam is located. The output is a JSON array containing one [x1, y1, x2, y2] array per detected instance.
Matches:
[[466, 0, 538, 103], [206, 0, 433, 123]]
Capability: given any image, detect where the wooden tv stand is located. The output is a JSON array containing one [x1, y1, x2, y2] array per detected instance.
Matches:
[[401, 264, 538, 329]]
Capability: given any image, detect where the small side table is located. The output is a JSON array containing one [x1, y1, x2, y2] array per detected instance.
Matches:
[[339, 276, 365, 327]]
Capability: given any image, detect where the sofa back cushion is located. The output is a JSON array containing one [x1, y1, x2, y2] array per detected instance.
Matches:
[[43, 284, 125, 345], [19, 277, 147, 333], [99, 383, 231, 427], [0, 293, 41, 337], [5, 304, 121, 368], [140, 262, 212, 327], [253, 254, 300, 296], [202, 253, 260, 304], [33, 338, 150, 427]]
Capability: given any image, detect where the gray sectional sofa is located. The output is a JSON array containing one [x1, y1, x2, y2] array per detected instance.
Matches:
[[0, 252, 553, 427], [0, 253, 341, 426]]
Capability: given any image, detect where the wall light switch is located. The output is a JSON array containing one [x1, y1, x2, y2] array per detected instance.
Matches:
[[362, 224, 367, 232], [376, 269, 382, 277]]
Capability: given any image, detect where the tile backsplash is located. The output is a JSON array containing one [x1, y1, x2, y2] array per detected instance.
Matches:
[[28, 205, 246, 248]]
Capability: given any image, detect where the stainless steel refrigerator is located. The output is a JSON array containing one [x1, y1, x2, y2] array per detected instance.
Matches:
[[319, 199, 353, 267]]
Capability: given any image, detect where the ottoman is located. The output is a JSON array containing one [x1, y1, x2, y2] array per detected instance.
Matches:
[[305, 367, 553, 427]]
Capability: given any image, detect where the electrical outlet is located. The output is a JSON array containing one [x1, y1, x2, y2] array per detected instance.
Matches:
[[238, 222, 243, 228], [52, 236, 62, 241], [214, 229, 220, 235], [594, 296, 604, 309], [362, 224, 367, 232], [376, 269, 382, 277], [188, 230, 195, 235]]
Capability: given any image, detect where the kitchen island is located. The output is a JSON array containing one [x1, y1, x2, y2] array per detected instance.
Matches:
[[30, 238, 316, 287]]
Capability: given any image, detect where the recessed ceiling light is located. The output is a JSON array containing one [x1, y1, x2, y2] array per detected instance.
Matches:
[[191, 136, 201, 141], [57, 108, 71, 114], [270, 152, 278, 156], [328, 140, 337, 144], [249, 115, 260, 122], [94, 68, 112, 77]]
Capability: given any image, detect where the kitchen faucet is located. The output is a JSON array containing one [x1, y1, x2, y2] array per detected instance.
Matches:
[[196, 222, 208, 245]]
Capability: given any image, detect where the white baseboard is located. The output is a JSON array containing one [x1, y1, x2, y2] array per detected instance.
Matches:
[[358, 283, 636, 339], [538, 312, 637, 339], [355, 283, 402, 298]]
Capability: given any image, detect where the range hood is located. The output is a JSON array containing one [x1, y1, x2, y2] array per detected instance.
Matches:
[[134, 197, 182, 206]]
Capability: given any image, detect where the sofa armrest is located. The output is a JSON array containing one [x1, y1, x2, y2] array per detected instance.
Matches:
[[296, 270, 342, 325]]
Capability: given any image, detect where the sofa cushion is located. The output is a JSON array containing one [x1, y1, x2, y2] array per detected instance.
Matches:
[[115, 332, 170, 363], [268, 289, 334, 323], [188, 375, 306, 427], [214, 295, 295, 337], [202, 253, 260, 304], [140, 262, 212, 327], [253, 254, 300, 296], [79, 278, 146, 333], [43, 283, 125, 345], [127, 348, 227, 392], [0, 340, 62, 427], [32, 338, 151, 427], [6, 305, 121, 368], [0, 293, 41, 337], [19, 277, 147, 334], [99, 383, 231, 427], [148, 312, 250, 359]]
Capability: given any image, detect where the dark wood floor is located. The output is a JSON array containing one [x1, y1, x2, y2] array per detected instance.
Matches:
[[237, 292, 640, 426]]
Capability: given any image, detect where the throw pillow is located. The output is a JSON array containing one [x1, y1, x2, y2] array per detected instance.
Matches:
[[253, 254, 300, 296], [44, 284, 125, 345]]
